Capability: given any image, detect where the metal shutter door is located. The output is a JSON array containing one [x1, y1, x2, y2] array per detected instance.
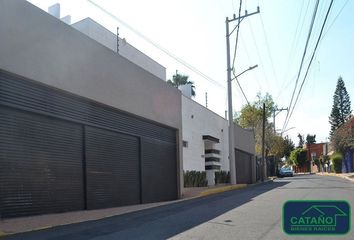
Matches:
[[85, 126, 140, 209], [0, 107, 84, 218], [235, 149, 252, 184], [141, 138, 177, 203]]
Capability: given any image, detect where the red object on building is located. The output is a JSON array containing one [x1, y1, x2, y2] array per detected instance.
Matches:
[[304, 143, 327, 173]]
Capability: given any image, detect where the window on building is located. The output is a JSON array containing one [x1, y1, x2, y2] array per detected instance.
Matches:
[[183, 140, 188, 148]]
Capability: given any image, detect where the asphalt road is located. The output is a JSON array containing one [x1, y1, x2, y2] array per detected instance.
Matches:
[[3, 174, 354, 240]]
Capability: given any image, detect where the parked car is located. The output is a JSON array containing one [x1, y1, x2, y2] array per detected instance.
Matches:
[[279, 167, 294, 177]]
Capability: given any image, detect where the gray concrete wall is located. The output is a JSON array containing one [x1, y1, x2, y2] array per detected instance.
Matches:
[[234, 124, 256, 155], [0, 0, 183, 196], [0, 0, 180, 130]]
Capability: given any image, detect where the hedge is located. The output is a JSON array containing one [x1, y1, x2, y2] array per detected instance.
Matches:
[[184, 171, 208, 187], [331, 152, 343, 173]]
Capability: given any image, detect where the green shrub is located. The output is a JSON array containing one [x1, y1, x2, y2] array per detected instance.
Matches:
[[290, 148, 307, 167], [184, 171, 208, 187], [215, 171, 230, 184], [331, 152, 343, 173]]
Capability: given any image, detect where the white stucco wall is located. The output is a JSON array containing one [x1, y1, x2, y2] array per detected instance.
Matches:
[[71, 18, 166, 80], [182, 96, 256, 175], [182, 96, 229, 172]]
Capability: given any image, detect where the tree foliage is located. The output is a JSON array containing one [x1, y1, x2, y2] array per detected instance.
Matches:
[[331, 152, 343, 173], [269, 135, 286, 158], [236, 92, 276, 129], [329, 77, 352, 136], [297, 134, 304, 148], [305, 134, 316, 145], [236, 93, 276, 155], [235, 92, 292, 158], [290, 148, 307, 167], [283, 136, 295, 158], [331, 117, 354, 153], [237, 104, 263, 129], [167, 71, 196, 97]]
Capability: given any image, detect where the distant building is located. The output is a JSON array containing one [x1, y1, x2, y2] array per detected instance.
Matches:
[[304, 143, 327, 173]]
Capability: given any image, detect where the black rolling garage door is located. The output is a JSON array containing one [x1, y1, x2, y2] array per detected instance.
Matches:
[[0, 107, 84, 218], [85, 126, 140, 209], [141, 138, 177, 203], [235, 149, 252, 184], [0, 70, 178, 218]]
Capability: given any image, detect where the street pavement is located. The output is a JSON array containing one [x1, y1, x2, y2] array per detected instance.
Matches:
[[2, 174, 354, 240]]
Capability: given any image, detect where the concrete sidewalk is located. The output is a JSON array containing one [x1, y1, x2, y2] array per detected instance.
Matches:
[[316, 172, 354, 182], [0, 181, 267, 237]]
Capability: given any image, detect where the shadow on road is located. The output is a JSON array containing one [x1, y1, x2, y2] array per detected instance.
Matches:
[[4, 181, 290, 240]]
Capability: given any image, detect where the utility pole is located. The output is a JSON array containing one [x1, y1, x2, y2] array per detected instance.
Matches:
[[226, 7, 260, 185], [262, 103, 266, 181], [205, 92, 208, 108], [272, 107, 288, 134], [116, 27, 119, 54]]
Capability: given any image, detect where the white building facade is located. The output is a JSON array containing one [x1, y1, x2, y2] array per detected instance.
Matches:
[[182, 95, 257, 186]]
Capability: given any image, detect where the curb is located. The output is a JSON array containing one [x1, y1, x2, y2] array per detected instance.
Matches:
[[0, 180, 275, 236], [198, 184, 248, 197], [0, 225, 57, 238], [197, 178, 276, 197], [0, 231, 10, 237], [316, 172, 354, 182]]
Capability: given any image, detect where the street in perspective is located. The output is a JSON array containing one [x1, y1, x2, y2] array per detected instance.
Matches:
[[1, 175, 353, 240], [0, 0, 354, 240]]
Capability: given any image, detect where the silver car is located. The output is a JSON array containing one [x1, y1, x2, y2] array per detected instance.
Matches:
[[279, 167, 294, 177]]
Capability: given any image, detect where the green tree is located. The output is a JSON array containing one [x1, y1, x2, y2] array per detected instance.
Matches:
[[254, 92, 277, 118], [167, 71, 196, 97], [237, 104, 263, 129], [306, 134, 316, 145], [297, 134, 304, 148], [236, 92, 276, 128], [269, 135, 286, 158], [329, 77, 352, 136], [290, 148, 307, 167], [283, 136, 295, 159], [331, 117, 354, 153], [236, 92, 277, 156]]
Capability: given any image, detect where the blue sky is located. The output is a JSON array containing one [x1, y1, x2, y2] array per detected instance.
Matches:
[[29, 0, 354, 144]]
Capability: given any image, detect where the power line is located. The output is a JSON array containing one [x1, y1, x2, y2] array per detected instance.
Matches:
[[322, 0, 350, 39], [87, 0, 225, 89], [230, 0, 252, 106], [240, 34, 262, 90], [248, 19, 269, 86], [259, 13, 278, 85], [284, 0, 334, 130], [231, 0, 242, 70], [282, 0, 320, 132], [278, 0, 309, 101], [232, 69, 250, 106]]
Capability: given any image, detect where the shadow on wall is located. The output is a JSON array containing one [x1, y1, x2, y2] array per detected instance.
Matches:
[[9, 181, 290, 240]]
